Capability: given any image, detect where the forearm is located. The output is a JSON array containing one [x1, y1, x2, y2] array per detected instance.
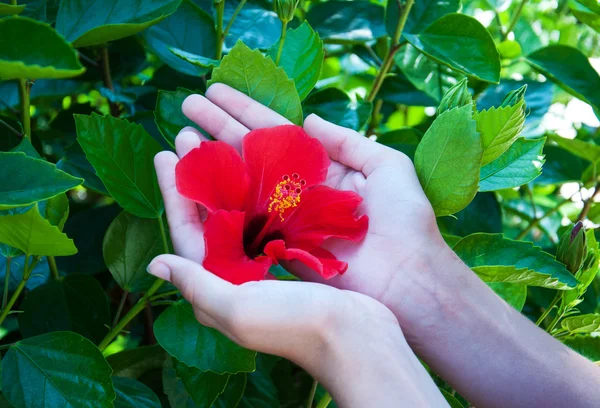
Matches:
[[387, 245, 600, 408], [306, 309, 448, 408]]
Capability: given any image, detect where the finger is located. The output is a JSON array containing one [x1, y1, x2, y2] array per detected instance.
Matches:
[[182, 94, 249, 151], [206, 83, 291, 130], [175, 128, 205, 159], [304, 114, 406, 177], [148, 254, 234, 316], [154, 152, 203, 259]]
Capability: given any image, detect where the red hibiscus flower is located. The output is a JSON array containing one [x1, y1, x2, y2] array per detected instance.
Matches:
[[175, 125, 368, 284]]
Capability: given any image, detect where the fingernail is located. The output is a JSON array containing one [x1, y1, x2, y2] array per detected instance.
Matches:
[[147, 261, 170, 281]]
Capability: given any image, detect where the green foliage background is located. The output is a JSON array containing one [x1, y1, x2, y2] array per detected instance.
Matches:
[[1, 0, 600, 407]]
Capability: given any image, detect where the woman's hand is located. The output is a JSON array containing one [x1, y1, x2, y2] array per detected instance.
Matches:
[[147, 254, 448, 408]]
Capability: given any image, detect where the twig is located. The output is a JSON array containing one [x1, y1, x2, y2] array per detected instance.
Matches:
[[100, 46, 119, 117], [576, 181, 600, 222], [503, 0, 529, 40]]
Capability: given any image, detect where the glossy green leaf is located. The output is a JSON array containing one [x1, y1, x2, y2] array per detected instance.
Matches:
[[75, 113, 164, 219], [107, 345, 167, 379], [306, 0, 386, 42], [154, 87, 197, 148], [214, 374, 247, 408], [479, 137, 545, 192], [561, 314, 600, 334], [154, 301, 256, 374], [170, 48, 220, 69], [0, 17, 84, 80], [223, 0, 281, 50], [103, 211, 164, 293], [386, 0, 460, 36], [267, 21, 323, 101], [56, 0, 181, 47], [475, 100, 526, 165], [303, 88, 372, 131], [440, 389, 465, 408], [570, 0, 600, 32], [1, 332, 115, 408], [113, 376, 161, 408], [379, 73, 439, 106], [453, 233, 579, 289], [143, 0, 216, 76], [526, 45, 600, 110], [18, 276, 110, 343], [403, 13, 501, 83], [439, 192, 502, 237], [56, 144, 108, 195], [0, 205, 77, 256], [0, 152, 82, 208], [171, 358, 230, 407], [564, 336, 600, 362], [487, 283, 527, 311], [415, 105, 482, 216], [209, 41, 303, 125], [239, 354, 279, 407], [395, 44, 465, 102], [547, 133, 600, 163], [0, 4, 25, 15]]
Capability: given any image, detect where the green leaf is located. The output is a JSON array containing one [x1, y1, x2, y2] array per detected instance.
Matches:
[[154, 87, 197, 148], [56, 144, 109, 195], [209, 41, 303, 125], [143, 0, 217, 76], [154, 301, 256, 374], [479, 137, 545, 192], [395, 44, 465, 102], [439, 192, 502, 237], [303, 88, 372, 131], [440, 389, 466, 408], [223, 0, 281, 50], [415, 105, 482, 217], [403, 13, 501, 83], [113, 376, 161, 408], [107, 345, 167, 379], [0, 255, 50, 293], [487, 283, 527, 311], [214, 373, 247, 408], [267, 21, 323, 101], [474, 99, 526, 165], [0, 152, 82, 208], [103, 211, 164, 293], [306, 0, 385, 42], [0, 4, 26, 15], [0, 17, 84, 80], [437, 77, 472, 114], [453, 233, 579, 289], [18, 275, 110, 343], [239, 354, 279, 407], [570, 0, 600, 32], [56, 0, 180, 47], [386, 0, 460, 36], [547, 133, 600, 163], [169, 48, 220, 69], [75, 113, 164, 219], [172, 358, 230, 407], [537, 145, 586, 185], [561, 314, 600, 334], [1, 332, 116, 408], [564, 335, 600, 362], [0, 205, 77, 256], [526, 45, 600, 110]]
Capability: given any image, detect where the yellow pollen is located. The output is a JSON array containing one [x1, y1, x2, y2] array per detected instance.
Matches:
[[268, 176, 304, 220]]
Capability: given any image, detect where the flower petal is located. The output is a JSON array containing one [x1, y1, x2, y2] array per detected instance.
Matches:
[[279, 185, 368, 250], [242, 125, 330, 214], [263, 240, 348, 279], [176, 141, 249, 214], [204, 210, 272, 284]]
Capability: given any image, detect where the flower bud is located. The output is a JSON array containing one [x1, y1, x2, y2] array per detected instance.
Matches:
[[275, 0, 298, 23], [437, 78, 472, 115], [500, 84, 527, 108], [557, 222, 587, 274]]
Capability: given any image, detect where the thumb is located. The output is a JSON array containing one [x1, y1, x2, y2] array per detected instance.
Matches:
[[147, 254, 233, 315]]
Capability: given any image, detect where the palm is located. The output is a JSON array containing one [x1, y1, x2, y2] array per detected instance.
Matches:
[[155, 84, 440, 298]]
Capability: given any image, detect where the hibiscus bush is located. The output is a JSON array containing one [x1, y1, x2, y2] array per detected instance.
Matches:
[[1, 0, 600, 406]]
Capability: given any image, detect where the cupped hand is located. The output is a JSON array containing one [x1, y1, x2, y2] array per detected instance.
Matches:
[[154, 83, 453, 337]]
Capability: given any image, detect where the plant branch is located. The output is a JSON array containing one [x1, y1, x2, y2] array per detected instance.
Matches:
[[306, 379, 318, 408], [366, 0, 414, 102], [577, 181, 600, 222], [515, 194, 575, 241], [222, 0, 246, 44], [275, 20, 289, 65], [149, 289, 179, 301], [2, 257, 11, 311], [315, 392, 332, 408], [112, 290, 128, 328], [100, 46, 119, 117], [535, 292, 560, 327], [0, 256, 29, 327], [17, 79, 31, 139], [48, 256, 59, 280], [215, 0, 225, 59], [503, 0, 529, 40], [0, 119, 22, 138]]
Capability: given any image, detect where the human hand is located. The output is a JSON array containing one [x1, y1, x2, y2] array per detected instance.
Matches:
[[147, 254, 448, 408]]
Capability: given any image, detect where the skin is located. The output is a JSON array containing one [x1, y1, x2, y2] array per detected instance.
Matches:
[[150, 83, 600, 407]]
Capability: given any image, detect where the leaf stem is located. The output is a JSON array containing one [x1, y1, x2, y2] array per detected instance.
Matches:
[[503, 0, 529, 40], [48, 256, 59, 280], [222, 0, 246, 45], [157, 216, 170, 254], [315, 392, 332, 408], [0, 255, 29, 327], [10, 0, 17, 5], [2, 257, 11, 311], [577, 181, 600, 222], [535, 292, 560, 327], [306, 379, 318, 408], [215, 0, 225, 59], [515, 195, 574, 241], [17, 79, 31, 139], [0, 119, 22, 138], [366, 0, 414, 102], [101, 46, 119, 117], [149, 289, 179, 301], [275, 20, 288, 65], [112, 290, 129, 328]]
